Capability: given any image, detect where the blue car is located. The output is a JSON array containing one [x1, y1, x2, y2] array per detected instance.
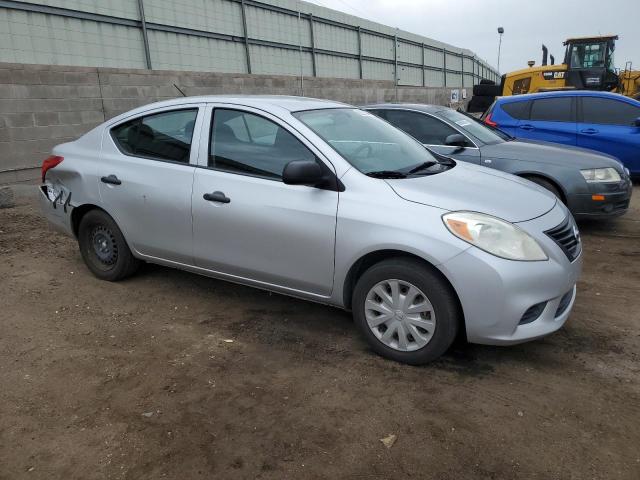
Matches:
[[483, 91, 640, 176]]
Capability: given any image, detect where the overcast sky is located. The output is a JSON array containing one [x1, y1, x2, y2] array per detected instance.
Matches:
[[305, 0, 638, 75]]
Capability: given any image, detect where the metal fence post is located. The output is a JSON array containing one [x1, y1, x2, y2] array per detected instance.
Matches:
[[137, 0, 152, 69], [309, 14, 317, 77], [421, 42, 425, 87], [394, 30, 398, 100], [240, 0, 252, 74], [461, 54, 464, 89], [442, 47, 447, 87], [357, 26, 363, 80]]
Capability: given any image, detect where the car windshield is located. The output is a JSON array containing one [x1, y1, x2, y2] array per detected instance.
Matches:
[[293, 108, 445, 175], [440, 109, 507, 145]]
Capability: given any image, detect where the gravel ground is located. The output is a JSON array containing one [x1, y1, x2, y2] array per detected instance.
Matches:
[[1, 187, 639, 479]]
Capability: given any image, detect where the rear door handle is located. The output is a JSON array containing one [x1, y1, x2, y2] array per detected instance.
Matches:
[[519, 124, 534, 130], [101, 174, 121, 185], [580, 128, 599, 135], [203, 191, 230, 204]]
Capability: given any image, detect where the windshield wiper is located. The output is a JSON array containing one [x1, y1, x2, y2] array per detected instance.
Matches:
[[365, 170, 407, 179], [407, 161, 438, 174]]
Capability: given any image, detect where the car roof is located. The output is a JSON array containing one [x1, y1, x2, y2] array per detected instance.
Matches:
[[125, 95, 351, 114], [495, 90, 638, 104], [363, 103, 449, 114]]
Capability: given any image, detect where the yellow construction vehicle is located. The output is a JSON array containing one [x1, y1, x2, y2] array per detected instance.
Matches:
[[469, 35, 640, 113]]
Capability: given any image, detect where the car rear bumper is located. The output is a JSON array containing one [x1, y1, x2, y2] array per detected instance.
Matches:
[[437, 203, 582, 345], [38, 184, 74, 236], [567, 181, 633, 219]]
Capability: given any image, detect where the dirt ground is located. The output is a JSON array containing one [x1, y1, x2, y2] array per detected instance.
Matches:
[[1, 188, 639, 480]]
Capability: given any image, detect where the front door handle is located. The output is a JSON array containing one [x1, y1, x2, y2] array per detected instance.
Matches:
[[203, 191, 230, 203], [101, 174, 121, 185], [580, 128, 599, 135], [519, 124, 534, 130]]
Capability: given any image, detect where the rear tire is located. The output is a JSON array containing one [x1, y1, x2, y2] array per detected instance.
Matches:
[[78, 209, 140, 281], [352, 258, 460, 365]]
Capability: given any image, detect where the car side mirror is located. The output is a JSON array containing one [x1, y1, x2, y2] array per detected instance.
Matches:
[[444, 134, 468, 151], [634, 117, 640, 127], [283, 160, 324, 186]]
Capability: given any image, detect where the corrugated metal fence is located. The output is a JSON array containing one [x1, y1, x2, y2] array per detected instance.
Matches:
[[0, 0, 499, 88]]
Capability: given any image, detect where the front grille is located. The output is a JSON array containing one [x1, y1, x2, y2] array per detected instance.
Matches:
[[519, 302, 546, 325], [555, 288, 574, 318], [545, 217, 581, 262]]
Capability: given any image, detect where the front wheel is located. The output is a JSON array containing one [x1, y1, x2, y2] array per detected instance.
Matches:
[[78, 209, 140, 281], [352, 258, 460, 365], [525, 176, 563, 202]]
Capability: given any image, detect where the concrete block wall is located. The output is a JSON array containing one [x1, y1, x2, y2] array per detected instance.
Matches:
[[0, 62, 464, 184]]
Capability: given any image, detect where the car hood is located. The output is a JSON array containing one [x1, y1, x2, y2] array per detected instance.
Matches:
[[386, 162, 557, 223], [482, 139, 625, 171]]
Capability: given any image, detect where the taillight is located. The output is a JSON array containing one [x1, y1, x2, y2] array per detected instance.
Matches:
[[484, 114, 498, 127], [41, 155, 63, 183]]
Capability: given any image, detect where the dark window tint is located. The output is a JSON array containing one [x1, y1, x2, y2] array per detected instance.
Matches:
[[530, 97, 573, 122], [368, 109, 388, 120], [111, 109, 198, 163], [501, 101, 530, 120], [581, 97, 640, 126], [210, 109, 315, 180], [383, 110, 460, 145]]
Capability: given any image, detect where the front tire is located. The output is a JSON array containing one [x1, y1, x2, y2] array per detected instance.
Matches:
[[352, 258, 460, 365], [78, 209, 140, 281], [525, 176, 563, 202]]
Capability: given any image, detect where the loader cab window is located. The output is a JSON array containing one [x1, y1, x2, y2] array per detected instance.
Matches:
[[568, 41, 614, 73]]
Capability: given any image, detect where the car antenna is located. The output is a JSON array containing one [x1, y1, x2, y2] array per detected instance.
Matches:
[[173, 84, 187, 97]]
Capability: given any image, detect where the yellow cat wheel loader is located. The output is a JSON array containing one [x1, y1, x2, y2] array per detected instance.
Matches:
[[468, 35, 640, 113]]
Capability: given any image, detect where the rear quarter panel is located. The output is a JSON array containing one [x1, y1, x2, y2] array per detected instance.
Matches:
[[41, 125, 105, 236]]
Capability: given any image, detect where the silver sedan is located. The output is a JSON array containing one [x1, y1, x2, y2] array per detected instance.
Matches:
[[39, 96, 582, 364]]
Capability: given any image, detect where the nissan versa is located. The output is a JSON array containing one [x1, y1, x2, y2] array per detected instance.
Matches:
[[39, 96, 582, 365]]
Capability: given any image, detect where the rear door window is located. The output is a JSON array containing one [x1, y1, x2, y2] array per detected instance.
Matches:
[[581, 97, 640, 125], [111, 109, 198, 163], [501, 101, 530, 120], [530, 97, 574, 122]]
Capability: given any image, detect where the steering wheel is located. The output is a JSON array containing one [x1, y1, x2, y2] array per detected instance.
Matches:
[[352, 143, 373, 158]]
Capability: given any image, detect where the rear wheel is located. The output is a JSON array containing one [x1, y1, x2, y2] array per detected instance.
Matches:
[[78, 210, 140, 281], [352, 258, 460, 365]]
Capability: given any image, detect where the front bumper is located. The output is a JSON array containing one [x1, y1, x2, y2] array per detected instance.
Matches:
[[438, 203, 582, 345], [567, 178, 632, 219]]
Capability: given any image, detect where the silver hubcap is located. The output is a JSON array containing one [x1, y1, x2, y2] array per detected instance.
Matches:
[[364, 279, 436, 352]]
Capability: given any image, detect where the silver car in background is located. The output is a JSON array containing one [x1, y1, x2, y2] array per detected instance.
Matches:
[[39, 96, 582, 364]]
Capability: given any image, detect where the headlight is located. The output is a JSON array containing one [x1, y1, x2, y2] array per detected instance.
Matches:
[[580, 168, 621, 183], [442, 211, 548, 261]]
